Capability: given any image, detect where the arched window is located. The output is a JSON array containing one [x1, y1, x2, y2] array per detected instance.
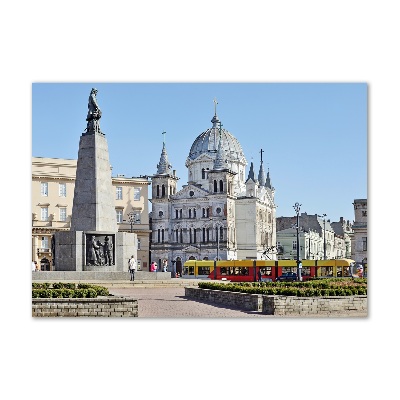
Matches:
[[175, 210, 178, 219], [189, 209, 192, 219], [162, 229, 164, 243], [162, 185, 166, 197], [193, 229, 197, 243], [157, 229, 160, 243], [193, 209, 196, 218], [214, 180, 217, 193], [219, 180, 223, 192], [220, 226, 223, 240], [175, 229, 178, 242], [189, 229, 192, 243], [202, 168, 206, 179], [156, 185, 160, 197], [207, 208, 210, 218], [203, 227, 206, 243], [179, 209, 182, 219]]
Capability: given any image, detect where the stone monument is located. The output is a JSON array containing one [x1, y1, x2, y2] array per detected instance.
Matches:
[[54, 88, 137, 272]]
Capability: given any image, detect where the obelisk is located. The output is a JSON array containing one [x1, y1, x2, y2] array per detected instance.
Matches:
[[54, 88, 136, 273]]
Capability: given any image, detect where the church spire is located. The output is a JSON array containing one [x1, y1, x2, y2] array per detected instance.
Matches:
[[156, 133, 172, 174], [211, 97, 220, 128], [265, 168, 272, 189], [213, 123, 226, 170], [246, 161, 256, 182], [258, 149, 266, 186]]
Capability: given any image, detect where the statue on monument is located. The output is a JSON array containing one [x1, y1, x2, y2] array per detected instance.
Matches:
[[88, 235, 101, 265], [103, 235, 114, 266], [85, 88, 102, 134]]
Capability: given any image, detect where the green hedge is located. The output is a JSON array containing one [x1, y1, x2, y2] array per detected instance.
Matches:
[[32, 282, 109, 298], [198, 278, 367, 297]]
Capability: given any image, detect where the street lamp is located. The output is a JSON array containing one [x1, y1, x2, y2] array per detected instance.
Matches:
[[293, 202, 302, 281], [318, 214, 327, 260], [125, 211, 135, 233]]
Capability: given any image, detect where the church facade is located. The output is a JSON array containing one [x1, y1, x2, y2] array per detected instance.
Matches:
[[150, 108, 277, 275]]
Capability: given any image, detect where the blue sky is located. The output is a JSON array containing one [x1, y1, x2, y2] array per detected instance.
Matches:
[[32, 82, 367, 223]]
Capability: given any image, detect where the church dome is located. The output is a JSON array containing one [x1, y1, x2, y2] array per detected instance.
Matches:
[[188, 114, 246, 162]]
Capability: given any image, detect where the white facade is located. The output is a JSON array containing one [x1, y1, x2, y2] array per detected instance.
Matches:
[[351, 199, 367, 265], [150, 111, 277, 274]]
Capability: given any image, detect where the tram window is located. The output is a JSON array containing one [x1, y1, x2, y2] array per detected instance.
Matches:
[[321, 266, 333, 276], [241, 267, 248, 275], [189, 266, 194, 275], [261, 267, 272, 276], [283, 267, 296, 274], [198, 267, 210, 275], [336, 267, 342, 277], [221, 267, 227, 275], [183, 267, 189, 275], [343, 267, 350, 277], [234, 267, 241, 275], [302, 267, 310, 276]]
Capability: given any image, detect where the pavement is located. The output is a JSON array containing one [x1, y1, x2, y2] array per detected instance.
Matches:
[[34, 278, 367, 318], [107, 284, 367, 318]]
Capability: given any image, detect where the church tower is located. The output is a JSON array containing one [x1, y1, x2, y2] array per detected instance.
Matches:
[[150, 134, 179, 266]]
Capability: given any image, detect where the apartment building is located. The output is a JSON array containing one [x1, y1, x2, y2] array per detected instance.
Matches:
[[32, 157, 150, 271]]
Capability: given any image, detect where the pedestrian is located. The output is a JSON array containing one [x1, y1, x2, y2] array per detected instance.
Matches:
[[162, 259, 168, 272], [151, 261, 156, 272], [154, 262, 158, 272], [258, 269, 262, 282], [129, 255, 136, 281], [32, 261, 36, 272]]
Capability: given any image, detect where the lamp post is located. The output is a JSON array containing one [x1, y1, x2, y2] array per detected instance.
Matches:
[[216, 225, 220, 261], [127, 211, 135, 233], [318, 214, 327, 259], [293, 202, 302, 281]]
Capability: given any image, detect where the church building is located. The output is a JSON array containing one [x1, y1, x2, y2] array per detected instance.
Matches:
[[150, 105, 277, 275]]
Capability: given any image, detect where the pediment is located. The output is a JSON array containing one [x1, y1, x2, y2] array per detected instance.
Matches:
[[173, 184, 208, 200], [182, 245, 200, 253]]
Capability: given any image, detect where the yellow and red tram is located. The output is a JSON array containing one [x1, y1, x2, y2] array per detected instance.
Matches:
[[183, 259, 357, 281]]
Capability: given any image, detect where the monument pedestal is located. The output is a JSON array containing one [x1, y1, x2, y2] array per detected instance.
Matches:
[[54, 231, 136, 272]]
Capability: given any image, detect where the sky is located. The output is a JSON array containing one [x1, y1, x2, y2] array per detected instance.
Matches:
[[32, 82, 367, 223], [2, 1, 399, 398]]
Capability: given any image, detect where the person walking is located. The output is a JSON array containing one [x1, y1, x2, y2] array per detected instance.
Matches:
[[162, 259, 168, 272], [258, 269, 262, 282], [150, 261, 156, 272], [129, 255, 136, 281]]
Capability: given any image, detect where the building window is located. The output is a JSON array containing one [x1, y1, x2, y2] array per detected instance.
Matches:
[[133, 211, 141, 223], [362, 237, 367, 251], [116, 209, 123, 223], [134, 188, 140, 201], [59, 207, 67, 222], [292, 241, 297, 250], [137, 239, 141, 250], [175, 210, 178, 219], [41, 207, 49, 221], [116, 187, 123, 200], [362, 210, 367, 217], [59, 183, 66, 197], [41, 182, 48, 196], [162, 185, 166, 197], [41, 236, 49, 250], [214, 180, 218, 193], [219, 180, 223, 192], [202, 168, 206, 179], [189, 209, 192, 219], [179, 209, 182, 219]]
